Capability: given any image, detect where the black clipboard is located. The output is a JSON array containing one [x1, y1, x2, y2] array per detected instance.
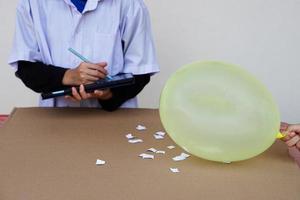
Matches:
[[41, 73, 135, 100]]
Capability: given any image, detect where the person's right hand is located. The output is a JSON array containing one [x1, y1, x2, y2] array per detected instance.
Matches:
[[62, 62, 108, 86]]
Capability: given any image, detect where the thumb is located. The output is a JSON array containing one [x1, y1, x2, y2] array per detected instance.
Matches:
[[280, 122, 289, 132]]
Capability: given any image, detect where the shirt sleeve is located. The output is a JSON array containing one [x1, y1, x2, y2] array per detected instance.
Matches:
[[121, 0, 159, 75], [98, 74, 151, 111], [8, 0, 42, 69], [16, 61, 68, 93]]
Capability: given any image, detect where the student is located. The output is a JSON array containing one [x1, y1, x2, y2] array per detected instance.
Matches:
[[280, 123, 300, 166], [8, 0, 159, 111]]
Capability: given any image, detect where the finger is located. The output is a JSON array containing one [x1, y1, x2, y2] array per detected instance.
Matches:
[[95, 63, 108, 75], [96, 62, 108, 68], [88, 91, 101, 99], [79, 75, 100, 85], [281, 136, 290, 142], [86, 63, 108, 73], [289, 132, 296, 138], [286, 135, 300, 147], [100, 89, 111, 98], [85, 69, 107, 79], [80, 62, 106, 72], [98, 89, 109, 94], [79, 85, 88, 99], [282, 131, 296, 142], [94, 90, 104, 97], [287, 124, 300, 134], [72, 87, 82, 101], [96, 89, 112, 100], [95, 66, 108, 75]]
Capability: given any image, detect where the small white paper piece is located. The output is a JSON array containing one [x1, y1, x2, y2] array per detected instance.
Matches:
[[147, 148, 157, 153], [156, 150, 166, 154], [167, 145, 175, 149], [172, 156, 186, 161], [180, 153, 190, 158], [155, 131, 166, 137], [139, 153, 154, 159], [153, 131, 166, 140], [154, 134, 164, 140], [96, 159, 106, 165], [126, 134, 135, 139], [172, 152, 191, 161], [170, 168, 180, 173], [128, 139, 143, 144], [136, 125, 146, 131]]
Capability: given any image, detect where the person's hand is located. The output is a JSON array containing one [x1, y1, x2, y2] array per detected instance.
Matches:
[[280, 122, 289, 133], [282, 124, 300, 150], [279, 123, 300, 167], [65, 85, 113, 101], [63, 62, 108, 85]]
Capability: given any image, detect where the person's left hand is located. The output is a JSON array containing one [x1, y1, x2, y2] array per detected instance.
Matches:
[[65, 85, 113, 101]]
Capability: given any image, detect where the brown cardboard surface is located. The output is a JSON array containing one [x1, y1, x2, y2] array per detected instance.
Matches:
[[0, 107, 299, 200]]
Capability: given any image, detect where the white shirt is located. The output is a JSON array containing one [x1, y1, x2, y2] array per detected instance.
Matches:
[[9, 0, 159, 108]]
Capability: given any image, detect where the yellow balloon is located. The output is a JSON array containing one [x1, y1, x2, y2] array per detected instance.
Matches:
[[159, 61, 280, 162]]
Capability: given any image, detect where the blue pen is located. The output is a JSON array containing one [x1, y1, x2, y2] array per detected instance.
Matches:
[[68, 48, 113, 80]]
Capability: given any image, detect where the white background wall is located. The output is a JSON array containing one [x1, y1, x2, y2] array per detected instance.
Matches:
[[0, 0, 299, 123]]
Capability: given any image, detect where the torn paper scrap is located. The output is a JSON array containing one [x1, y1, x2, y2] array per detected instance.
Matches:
[[147, 148, 157, 153], [180, 153, 190, 158], [154, 134, 164, 140], [126, 134, 135, 139], [170, 168, 180, 173], [156, 150, 165, 154], [128, 139, 143, 144], [153, 131, 166, 140], [96, 159, 106, 165], [155, 131, 166, 137], [172, 152, 191, 161], [168, 146, 176, 149], [139, 153, 154, 159], [172, 156, 186, 161], [136, 125, 146, 131]]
